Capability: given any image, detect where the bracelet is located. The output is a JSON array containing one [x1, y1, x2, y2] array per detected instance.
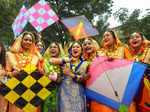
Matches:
[[62, 58, 66, 64], [73, 74, 77, 81], [73, 74, 81, 82], [49, 59, 53, 64]]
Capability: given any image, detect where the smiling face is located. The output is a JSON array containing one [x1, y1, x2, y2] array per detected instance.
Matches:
[[71, 42, 82, 58], [49, 43, 60, 57], [83, 39, 95, 54], [129, 32, 143, 49], [36, 41, 43, 53], [21, 34, 33, 50], [103, 31, 116, 47]]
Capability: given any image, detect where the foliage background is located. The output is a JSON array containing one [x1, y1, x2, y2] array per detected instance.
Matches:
[[0, 0, 113, 49], [0, 0, 150, 49]]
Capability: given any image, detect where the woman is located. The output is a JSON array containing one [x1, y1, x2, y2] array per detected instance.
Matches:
[[42, 42, 65, 112], [36, 32, 45, 55], [36, 40, 44, 55], [100, 31, 131, 59], [89, 31, 132, 112], [129, 32, 150, 112], [82, 38, 101, 63], [82, 38, 101, 111], [58, 41, 89, 112], [0, 42, 8, 112], [6, 31, 43, 112]]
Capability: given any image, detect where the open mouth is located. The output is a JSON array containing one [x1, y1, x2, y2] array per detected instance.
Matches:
[[25, 44, 31, 48], [51, 50, 56, 54], [132, 41, 138, 45], [104, 38, 109, 43], [73, 50, 78, 54], [86, 47, 92, 51]]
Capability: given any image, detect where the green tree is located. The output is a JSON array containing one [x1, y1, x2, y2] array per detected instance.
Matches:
[[0, 0, 113, 47], [114, 8, 142, 43], [114, 8, 150, 43]]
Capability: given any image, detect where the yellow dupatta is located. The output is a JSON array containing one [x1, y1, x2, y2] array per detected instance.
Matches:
[[82, 38, 100, 62], [7, 31, 43, 71], [130, 34, 150, 63], [101, 31, 131, 59], [43, 43, 65, 75]]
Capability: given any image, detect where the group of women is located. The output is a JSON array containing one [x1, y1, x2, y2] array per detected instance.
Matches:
[[0, 30, 149, 112]]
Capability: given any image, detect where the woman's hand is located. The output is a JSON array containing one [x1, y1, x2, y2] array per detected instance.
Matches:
[[38, 69, 44, 75], [49, 58, 62, 65], [11, 70, 19, 77], [80, 74, 91, 83], [0, 70, 6, 76], [107, 57, 114, 61], [62, 66, 74, 78], [56, 76, 62, 83], [0, 81, 2, 86]]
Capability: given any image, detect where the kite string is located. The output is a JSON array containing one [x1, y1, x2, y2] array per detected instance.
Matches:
[[104, 71, 121, 103]]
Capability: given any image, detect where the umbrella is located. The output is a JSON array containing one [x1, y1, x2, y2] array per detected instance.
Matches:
[[86, 56, 146, 111]]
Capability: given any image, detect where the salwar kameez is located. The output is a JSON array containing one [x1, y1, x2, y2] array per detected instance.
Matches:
[[6, 32, 43, 112], [58, 58, 89, 112], [129, 35, 150, 112], [58, 75, 87, 112], [0, 95, 8, 112], [90, 31, 132, 112]]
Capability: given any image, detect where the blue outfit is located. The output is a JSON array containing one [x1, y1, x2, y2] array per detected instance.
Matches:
[[58, 59, 89, 112]]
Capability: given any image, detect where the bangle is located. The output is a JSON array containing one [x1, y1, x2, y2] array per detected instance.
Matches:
[[73, 74, 77, 80], [62, 58, 66, 64], [73, 74, 81, 82], [49, 59, 53, 64]]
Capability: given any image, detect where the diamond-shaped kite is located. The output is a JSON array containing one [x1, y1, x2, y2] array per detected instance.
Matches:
[[28, 0, 59, 32], [86, 56, 146, 111], [12, 5, 29, 37], [61, 15, 99, 40], [0, 63, 53, 112]]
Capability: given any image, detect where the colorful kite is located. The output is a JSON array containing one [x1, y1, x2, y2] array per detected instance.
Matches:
[[12, 5, 29, 37], [86, 56, 146, 111], [61, 15, 99, 40], [28, 0, 59, 32], [0, 63, 52, 112]]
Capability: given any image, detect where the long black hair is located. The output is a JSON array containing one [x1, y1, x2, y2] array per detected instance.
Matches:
[[0, 42, 6, 68]]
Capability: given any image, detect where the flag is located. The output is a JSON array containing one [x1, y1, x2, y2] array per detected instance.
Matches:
[[12, 5, 29, 37], [86, 56, 146, 111], [61, 15, 99, 40], [28, 0, 59, 32]]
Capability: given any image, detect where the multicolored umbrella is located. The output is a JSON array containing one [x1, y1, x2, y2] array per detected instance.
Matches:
[[61, 15, 99, 40], [86, 56, 146, 111], [28, 0, 59, 32], [12, 5, 29, 37]]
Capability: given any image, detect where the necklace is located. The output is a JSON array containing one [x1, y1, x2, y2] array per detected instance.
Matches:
[[70, 58, 84, 72], [17, 52, 32, 68], [133, 48, 149, 62]]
